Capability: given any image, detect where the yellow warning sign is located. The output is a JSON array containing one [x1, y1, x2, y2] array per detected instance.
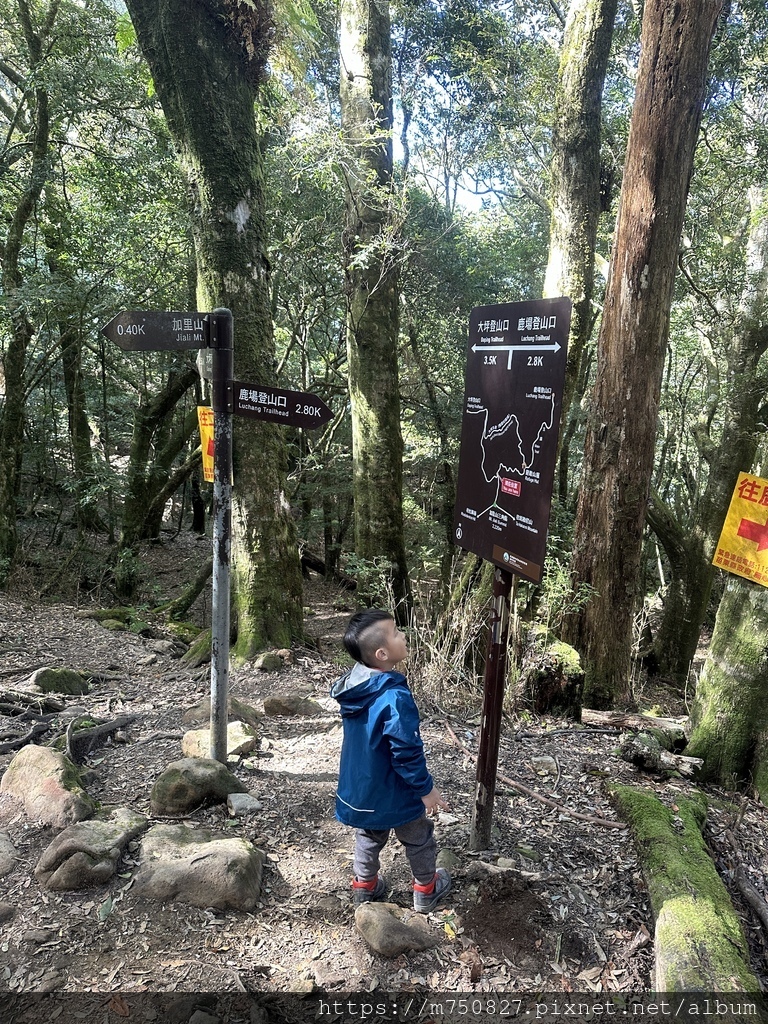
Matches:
[[713, 471, 768, 587], [197, 406, 214, 483]]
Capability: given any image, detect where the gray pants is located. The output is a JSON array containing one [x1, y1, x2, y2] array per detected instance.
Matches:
[[354, 814, 436, 885]]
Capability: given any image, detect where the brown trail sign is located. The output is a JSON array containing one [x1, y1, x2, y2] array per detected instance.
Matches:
[[233, 381, 332, 430], [454, 297, 571, 849], [101, 311, 207, 350]]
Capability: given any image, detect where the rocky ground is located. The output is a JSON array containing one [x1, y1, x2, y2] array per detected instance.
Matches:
[[0, 532, 766, 1020]]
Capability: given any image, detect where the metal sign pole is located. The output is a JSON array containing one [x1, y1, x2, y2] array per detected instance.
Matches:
[[469, 567, 514, 850], [209, 308, 233, 763]]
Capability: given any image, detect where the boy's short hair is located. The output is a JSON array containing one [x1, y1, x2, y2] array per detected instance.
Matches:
[[344, 609, 394, 667]]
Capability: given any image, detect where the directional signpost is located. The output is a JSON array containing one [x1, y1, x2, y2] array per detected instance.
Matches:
[[101, 308, 332, 763], [233, 381, 332, 430], [454, 296, 571, 850], [101, 311, 208, 351]]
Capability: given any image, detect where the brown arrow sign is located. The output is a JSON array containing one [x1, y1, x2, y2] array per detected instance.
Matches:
[[101, 311, 208, 351], [233, 381, 332, 430]]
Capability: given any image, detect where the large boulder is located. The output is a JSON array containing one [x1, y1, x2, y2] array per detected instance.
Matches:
[[0, 745, 95, 827], [150, 757, 247, 816], [182, 695, 262, 730], [134, 823, 265, 911], [181, 722, 258, 759], [35, 807, 148, 890], [0, 832, 18, 878], [263, 694, 324, 717], [355, 902, 440, 957]]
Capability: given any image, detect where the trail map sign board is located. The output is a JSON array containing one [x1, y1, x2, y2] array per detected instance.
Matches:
[[454, 297, 571, 583], [714, 471, 768, 588]]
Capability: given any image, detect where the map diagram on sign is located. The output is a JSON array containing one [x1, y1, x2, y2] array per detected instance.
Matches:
[[454, 298, 570, 583]]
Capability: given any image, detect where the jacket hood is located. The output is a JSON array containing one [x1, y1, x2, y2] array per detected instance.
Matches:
[[330, 663, 406, 717]]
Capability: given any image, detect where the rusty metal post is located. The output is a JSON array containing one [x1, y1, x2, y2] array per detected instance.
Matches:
[[209, 308, 233, 763], [469, 567, 514, 850]]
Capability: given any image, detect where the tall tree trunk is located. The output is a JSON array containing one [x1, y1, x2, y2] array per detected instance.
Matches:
[[0, 0, 56, 572], [687, 575, 768, 801], [543, 0, 618, 440], [124, 0, 304, 652], [649, 187, 768, 680], [562, 0, 724, 707], [59, 324, 101, 531], [339, 0, 412, 618], [42, 186, 102, 533], [120, 366, 197, 547]]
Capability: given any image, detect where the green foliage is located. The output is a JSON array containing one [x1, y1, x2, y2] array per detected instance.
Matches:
[[538, 556, 597, 636], [114, 548, 141, 601]]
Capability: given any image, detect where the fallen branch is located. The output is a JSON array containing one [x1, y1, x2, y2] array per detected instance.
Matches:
[[0, 720, 51, 753], [581, 709, 686, 733], [64, 714, 138, 763], [0, 689, 65, 712], [444, 720, 626, 830], [734, 864, 768, 937], [516, 727, 621, 739]]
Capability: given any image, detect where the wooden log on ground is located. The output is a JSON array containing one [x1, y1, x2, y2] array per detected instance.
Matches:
[[582, 708, 687, 749], [619, 732, 703, 779], [609, 783, 759, 992]]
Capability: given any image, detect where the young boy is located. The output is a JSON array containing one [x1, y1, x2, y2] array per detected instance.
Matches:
[[330, 609, 452, 913]]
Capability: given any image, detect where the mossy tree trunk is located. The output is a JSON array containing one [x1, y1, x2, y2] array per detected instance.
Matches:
[[339, 0, 412, 618], [647, 187, 768, 682], [687, 576, 768, 800], [0, 0, 55, 573], [609, 784, 758, 991], [120, 366, 198, 547], [124, 0, 304, 653], [543, 0, 617, 451], [563, 0, 724, 708]]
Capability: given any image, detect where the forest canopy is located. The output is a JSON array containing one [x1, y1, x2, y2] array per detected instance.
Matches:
[[2, 0, 768, 794]]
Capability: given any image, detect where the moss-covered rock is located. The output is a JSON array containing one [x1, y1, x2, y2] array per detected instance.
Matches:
[[609, 783, 759, 992], [35, 807, 149, 890], [254, 652, 283, 672], [150, 757, 247, 816], [164, 620, 200, 645], [263, 694, 324, 717], [180, 629, 211, 668], [101, 619, 129, 632], [134, 824, 265, 911], [29, 667, 89, 695], [0, 745, 96, 827]]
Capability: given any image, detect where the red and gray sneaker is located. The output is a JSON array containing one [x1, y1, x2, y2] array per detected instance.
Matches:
[[352, 874, 388, 904], [412, 868, 452, 913]]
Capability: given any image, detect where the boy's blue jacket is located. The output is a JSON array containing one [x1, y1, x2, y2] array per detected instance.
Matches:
[[330, 663, 434, 829]]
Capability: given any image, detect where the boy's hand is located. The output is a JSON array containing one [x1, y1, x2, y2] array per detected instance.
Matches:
[[422, 786, 450, 815]]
